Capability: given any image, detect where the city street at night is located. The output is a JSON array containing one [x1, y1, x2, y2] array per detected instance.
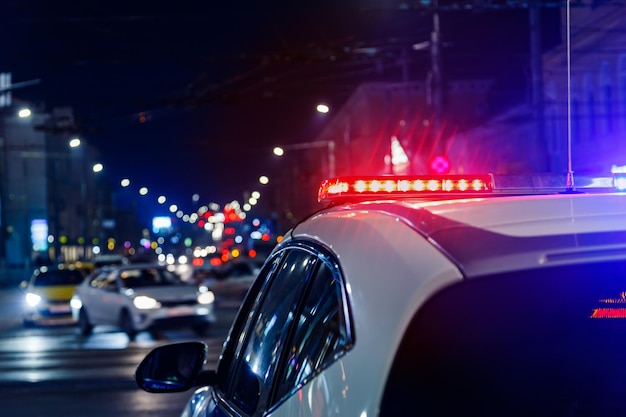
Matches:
[[0, 284, 238, 417]]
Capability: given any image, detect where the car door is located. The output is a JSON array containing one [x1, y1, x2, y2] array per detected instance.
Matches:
[[78, 270, 108, 323], [204, 242, 353, 417], [83, 270, 123, 325]]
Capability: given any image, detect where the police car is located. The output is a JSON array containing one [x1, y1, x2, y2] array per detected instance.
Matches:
[[135, 172, 626, 416]]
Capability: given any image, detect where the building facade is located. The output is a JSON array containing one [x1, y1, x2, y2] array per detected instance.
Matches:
[[0, 104, 125, 271], [449, 3, 626, 176], [1, 105, 48, 267]]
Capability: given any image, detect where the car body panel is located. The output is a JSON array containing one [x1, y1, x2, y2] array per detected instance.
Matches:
[[316, 194, 626, 277], [405, 193, 626, 236], [280, 211, 464, 416], [34, 284, 76, 301], [78, 286, 126, 325]]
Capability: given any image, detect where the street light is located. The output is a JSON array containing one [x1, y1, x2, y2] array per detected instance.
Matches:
[[68, 138, 87, 260], [69, 137, 81, 148], [18, 108, 32, 118], [316, 104, 330, 114]]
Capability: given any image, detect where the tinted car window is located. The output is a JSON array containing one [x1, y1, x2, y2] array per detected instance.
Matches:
[[33, 269, 85, 286], [215, 254, 283, 386], [380, 260, 626, 417], [274, 259, 351, 403], [119, 268, 183, 288], [89, 270, 117, 290], [228, 250, 317, 414]]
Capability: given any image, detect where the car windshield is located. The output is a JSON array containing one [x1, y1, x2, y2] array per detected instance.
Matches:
[[33, 269, 86, 287], [119, 268, 185, 288], [382, 259, 626, 416]]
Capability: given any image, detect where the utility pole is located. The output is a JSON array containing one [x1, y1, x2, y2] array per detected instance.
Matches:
[[430, 0, 444, 157], [529, 0, 548, 171], [405, 1, 562, 172]]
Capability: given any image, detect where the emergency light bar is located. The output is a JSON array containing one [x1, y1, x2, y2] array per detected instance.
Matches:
[[318, 173, 621, 203], [318, 175, 493, 203]]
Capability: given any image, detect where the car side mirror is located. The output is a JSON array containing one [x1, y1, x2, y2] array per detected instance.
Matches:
[[135, 341, 218, 393]]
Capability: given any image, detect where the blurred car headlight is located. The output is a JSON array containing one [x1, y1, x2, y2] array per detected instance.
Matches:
[[197, 291, 215, 305], [70, 296, 82, 310], [133, 296, 161, 310], [25, 292, 42, 307]]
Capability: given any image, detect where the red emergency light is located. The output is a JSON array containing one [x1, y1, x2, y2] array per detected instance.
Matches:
[[318, 175, 493, 203], [590, 308, 626, 319]]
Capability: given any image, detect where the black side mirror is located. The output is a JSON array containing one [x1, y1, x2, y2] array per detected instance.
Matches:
[[135, 341, 217, 393]]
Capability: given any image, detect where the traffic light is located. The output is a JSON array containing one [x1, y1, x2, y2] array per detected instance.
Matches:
[[428, 155, 451, 174]]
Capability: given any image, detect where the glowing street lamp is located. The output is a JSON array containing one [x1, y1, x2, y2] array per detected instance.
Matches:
[[18, 108, 31, 118], [316, 104, 330, 114], [69, 137, 81, 148]]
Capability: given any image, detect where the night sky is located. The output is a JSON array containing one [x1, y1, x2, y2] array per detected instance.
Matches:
[[0, 0, 560, 213]]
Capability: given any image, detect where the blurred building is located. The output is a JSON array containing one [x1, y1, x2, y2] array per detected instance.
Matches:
[[449, 3, 626, 176], [0, 103, 139, 273]]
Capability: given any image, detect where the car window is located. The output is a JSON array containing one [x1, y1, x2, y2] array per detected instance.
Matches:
[[119, 268, 183, 288], [227, 249, 317, 414], [215, 253, 284, 384], [33, 269, 85, 286], [380, 259, 626, 417], [89, 271, 117, 290], [273, 258, 352, 405]]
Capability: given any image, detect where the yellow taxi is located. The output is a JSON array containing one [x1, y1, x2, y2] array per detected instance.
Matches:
[[20, 262, 92, 327]]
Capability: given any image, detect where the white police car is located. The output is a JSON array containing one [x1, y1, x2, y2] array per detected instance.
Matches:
[[135, 173, 626, 416]]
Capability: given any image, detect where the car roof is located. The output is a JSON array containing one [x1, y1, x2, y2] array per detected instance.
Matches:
[[295, 192, 626, 278], [280, 189, 626, 406]]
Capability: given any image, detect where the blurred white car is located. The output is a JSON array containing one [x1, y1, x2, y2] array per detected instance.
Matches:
[[71, 263, 216, 339], [136, 173, 626, 416]]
